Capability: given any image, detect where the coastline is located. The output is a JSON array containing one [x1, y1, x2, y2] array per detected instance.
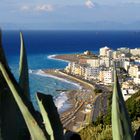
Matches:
[[48, 54, 70, 63], [30, 69, 82, 113], [43, 69, 95, 91], [42, 69, 96, 132], [32, 69, 82, 89], [36, 54, 98, 132], [48, 54, 79, 62]]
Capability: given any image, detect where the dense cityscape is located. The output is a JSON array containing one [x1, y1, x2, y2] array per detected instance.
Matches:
[[64, 47, 140, 100]]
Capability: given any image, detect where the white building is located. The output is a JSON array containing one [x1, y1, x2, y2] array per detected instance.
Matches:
[[103, 70, 113, 84], [87, 58, 100, 68], [106, 50, 113, 58], [128, 65, 140, 78], [99, 69, 114, 85], [100, 57, 112, 67], [134, 71, 140, 84], [100, 46, 110, 56], [130, 48, 140, 56], [122, 90, 134, 101], [65, 62, 72, 73], [113, 51, 126, 59], [115, 58, 131, 71], [67, 62, 80, 75], [113, 51, 119, 59], [117, 47, 130, 54], [128, 64, 140, 84], [123, 61, 129, 71], [121, 81, 138, 100], [85, 67, 100, 80]]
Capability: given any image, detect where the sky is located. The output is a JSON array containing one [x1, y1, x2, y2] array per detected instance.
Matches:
[[0, 0, 140, 30]]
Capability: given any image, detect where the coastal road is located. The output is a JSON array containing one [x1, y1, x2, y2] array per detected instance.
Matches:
[[92, 95, 102, 122], [44, 69, 111, 131], [92, 91, 110, 121], [102, 93, 108, 115]]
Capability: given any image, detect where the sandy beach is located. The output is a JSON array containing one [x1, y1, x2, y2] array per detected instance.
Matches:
[[45, 54, 103, 132], [42, 69, 99, 132]]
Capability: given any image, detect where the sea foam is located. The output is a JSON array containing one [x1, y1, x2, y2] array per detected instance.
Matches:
[[54, 92, 71, 112], [29, 69, 81, 112], [32, 69, 82, 89]]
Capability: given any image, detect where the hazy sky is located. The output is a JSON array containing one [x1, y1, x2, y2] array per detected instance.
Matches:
[[0, 0, 140, 30]]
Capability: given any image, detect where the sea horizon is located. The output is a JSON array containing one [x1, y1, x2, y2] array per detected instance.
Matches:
[[3, 30, 140, 55], [3, 30, 140, 112]]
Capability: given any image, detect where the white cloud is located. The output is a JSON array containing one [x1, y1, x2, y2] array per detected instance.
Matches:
[[85, 0, 95, 8], [20, 5, 30, 11], [36, 4, 54, 12]]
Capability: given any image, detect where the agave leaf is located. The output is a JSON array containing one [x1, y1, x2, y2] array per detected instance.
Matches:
[[0, 31, 8, 67], [0, 63, 47, 140], [36, 93, 54, 140], [36, 92, 64, 140], [19, 32, 30, 100], [0, 124, 2, 140], [0, 31, 30, 140], [112, 68, 134, 140]]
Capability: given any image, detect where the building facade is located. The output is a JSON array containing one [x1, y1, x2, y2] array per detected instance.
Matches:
[[100, 46, 111, 56], [130, 48, 140, 56], [87, 58, 100, 68], [99, 69, 114, 85]]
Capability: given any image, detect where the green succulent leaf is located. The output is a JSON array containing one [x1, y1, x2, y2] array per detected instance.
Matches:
[[36, 93, 54, 140], [0, 63, 47, 140], [36, 92, 64, 140], [112, 68, 134, 140], [19, 32, 30, 100], [0, 30, 30, 140]]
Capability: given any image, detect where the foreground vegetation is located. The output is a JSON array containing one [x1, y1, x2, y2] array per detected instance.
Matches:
[[79, 119, 140, 140], [79, 90, 140, 140], [0, 32, 64, 140], [93, 90, 140, 126]]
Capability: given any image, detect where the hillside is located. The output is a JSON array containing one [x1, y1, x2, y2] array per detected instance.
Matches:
[[79, 91, 140, 140]]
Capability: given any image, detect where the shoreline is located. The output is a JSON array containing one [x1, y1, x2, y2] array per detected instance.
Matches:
[[30, 69, 83, 114], [48, 54, 79, 62], [42, 69, 96, 132], [32, 69, 82, 90], [35, 53, 98, 131], [48, 54, 70, 63], [43, 69, 95, 91]]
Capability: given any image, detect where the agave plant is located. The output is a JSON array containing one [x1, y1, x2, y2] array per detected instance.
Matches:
[[112, 67, 134, 140], [0, 31, 30, 140], [0, 31, 64, 140], [19, 32, 30, 100]]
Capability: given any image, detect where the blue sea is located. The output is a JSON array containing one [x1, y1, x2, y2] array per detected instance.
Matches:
[[2, 30, 140, 111]]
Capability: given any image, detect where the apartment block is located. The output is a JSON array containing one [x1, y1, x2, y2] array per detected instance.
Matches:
[[85, 67, 100, 80], [100, 46, 111, 56], [87, 58, 100, 68], [99, 69, 114, 85], [130, 48, 140, 56]]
